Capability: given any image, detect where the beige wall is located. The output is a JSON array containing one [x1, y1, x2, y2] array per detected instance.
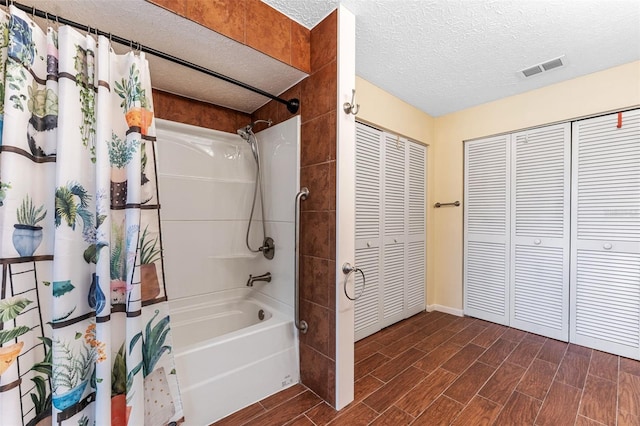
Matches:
[[356, 60, 640, 313], [354, 77, 437, 305], [433, 60, 640, 311], [356, 77, 435, 144]]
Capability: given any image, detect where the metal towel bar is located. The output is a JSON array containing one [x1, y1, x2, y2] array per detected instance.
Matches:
[[434, 201, 461, 208]]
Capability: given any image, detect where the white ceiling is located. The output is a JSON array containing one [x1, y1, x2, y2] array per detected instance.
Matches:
[[264, 0, 640, 116], [22, 1, 640, 117]]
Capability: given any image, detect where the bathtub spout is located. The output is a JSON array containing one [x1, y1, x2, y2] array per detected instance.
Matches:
[[247, 272, 272, 287]]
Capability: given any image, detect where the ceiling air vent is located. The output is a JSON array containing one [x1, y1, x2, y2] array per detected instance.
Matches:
[[522, 65, 543, 77], [542, 57, 564, 71], [520, 56, 565, 78]]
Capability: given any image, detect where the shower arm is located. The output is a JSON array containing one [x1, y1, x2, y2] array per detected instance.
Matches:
[[294, 187, 309, 334]]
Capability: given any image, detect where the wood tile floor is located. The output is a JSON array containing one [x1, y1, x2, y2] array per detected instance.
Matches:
[[213, 311, 640, 425]]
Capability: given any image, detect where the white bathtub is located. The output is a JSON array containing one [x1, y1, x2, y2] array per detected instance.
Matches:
[[170, 288, 299, 425]]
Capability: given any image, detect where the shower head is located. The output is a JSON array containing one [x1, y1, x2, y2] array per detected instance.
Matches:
[[237, 127, 251, 141], [236, 119, 273, 142]]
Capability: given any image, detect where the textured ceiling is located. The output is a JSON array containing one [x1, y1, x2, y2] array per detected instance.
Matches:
[[26, 0, 307, 114], [264, 0, 640, 116], [22, 1, 640, 117]]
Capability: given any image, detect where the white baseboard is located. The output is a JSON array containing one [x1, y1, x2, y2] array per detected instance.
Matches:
[[427, 304, 464, 317]]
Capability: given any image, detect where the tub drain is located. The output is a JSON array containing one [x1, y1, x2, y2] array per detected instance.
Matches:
[[258, 309, 265, 321]]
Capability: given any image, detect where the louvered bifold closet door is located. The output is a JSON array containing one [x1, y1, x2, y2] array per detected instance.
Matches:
[[382, 133, 406, 328], [570, 110, 640, 359], [355, 123, 382, 340], [510, 124, 570, 341], [464, 136, 510, 325], [406, 141, 426, 315]]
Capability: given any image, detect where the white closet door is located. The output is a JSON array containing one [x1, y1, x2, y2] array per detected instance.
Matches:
[[355, 123, 382, 340], [464, 135, 510, 325], [570, 110, 640, 359], [406, 141, 426, 315], [354, 124, 428, 341], [382, 133, 406, 327], [510, 124, 570, 341]]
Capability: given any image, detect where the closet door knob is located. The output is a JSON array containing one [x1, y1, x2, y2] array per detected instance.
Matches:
[[394, 238, 398, 243], [603, 243, 613, 250], [534, 239, 541, 245], [366, 241, 371, 248]]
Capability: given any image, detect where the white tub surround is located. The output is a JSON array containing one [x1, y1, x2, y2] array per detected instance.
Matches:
[[156, 118, 300, 307], [155, 118, 301, 423]]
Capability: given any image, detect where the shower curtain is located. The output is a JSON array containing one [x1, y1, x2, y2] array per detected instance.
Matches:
[[0, 6, 182, 426]]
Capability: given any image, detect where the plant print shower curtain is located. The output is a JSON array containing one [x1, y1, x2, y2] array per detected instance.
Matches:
[[0, 6, 183, 426]]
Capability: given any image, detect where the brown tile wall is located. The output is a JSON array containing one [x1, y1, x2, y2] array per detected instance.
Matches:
[[298, 8, 337, 405], [252, 10, 338, 406], [147, 0, 310, 73], [152, 89, 250, 133]]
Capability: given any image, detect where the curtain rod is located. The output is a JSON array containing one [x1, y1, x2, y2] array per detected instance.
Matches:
[[2, 0, 300, 114]]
